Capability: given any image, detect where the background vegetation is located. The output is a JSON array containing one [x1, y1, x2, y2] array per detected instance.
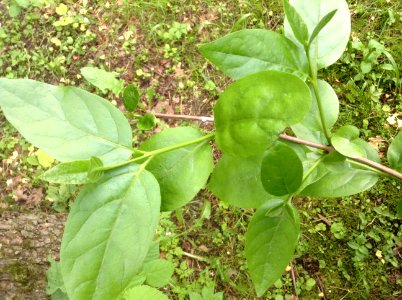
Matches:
[[0, 0, 401, 299]]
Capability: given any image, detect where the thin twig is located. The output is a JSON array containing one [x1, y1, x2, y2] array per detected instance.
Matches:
[[290, 264, 299, 300], [152, 112, 402, 180]]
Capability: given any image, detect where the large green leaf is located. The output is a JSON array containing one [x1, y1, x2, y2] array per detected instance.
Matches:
[[199, 29, 308, 79], [214, 70, 311, 157], [140, 127, 214, 211], [60, 164, 160, 300], [122, 285, 168, 300], [301, 152, 379, 197], [291, 80, 339, 144], [284, 0, 351, 69], [246, 201, 300, 297], [0, 79, 132, 165], [387, 131, 402, 172], [81, 67, 124, 96], [331, 125, 366, 159], [261, 143, 303, 196], [208, 154, 272, 208]]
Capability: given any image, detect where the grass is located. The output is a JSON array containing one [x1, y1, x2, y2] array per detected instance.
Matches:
[[0, 0, 401, 299]]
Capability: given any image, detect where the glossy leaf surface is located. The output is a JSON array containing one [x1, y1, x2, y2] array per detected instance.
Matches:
[[209, 154, 272, 208], [246, 201, 300, 296], [291, 80, 339, 144], [199, 29, 308, 79], [140, 127, 214, 211], [40, 160, 90, 184], [60, 164, 160, 300], [331, 125, 365, 158], [214, 70, 311, 157], [261, 143, 303, 196], [301, 152, 378, 197], [387, 131, 402, 172], [284, 0, 350, 69], [0, 79, 133, 165], [81, 67, 124, 95], [143, 259, 175, 288]]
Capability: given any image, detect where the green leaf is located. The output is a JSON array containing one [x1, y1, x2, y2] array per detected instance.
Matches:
[[123, 84, 140, 112], [189, 287, 223, 300], [246, 202, 300, 296], [214, 70, 311, 157], [199, 29, 308, 79], [123, 285, 168, 300], [261, 143, 303, 196], [140, 127, 214, 211], [15, 0, 30, 8], [87, 156, 104, 183], [60, 164, 160, 300], [46, 258, 66, 296], [41, 160, 90, 184], [143, 259, 175, 288], [137, 113, 156, 130], [291, 80, 339, 144], [284, 0, 350, 69], [0, 79, 132, 165], [80, 67, 124, 96], [309, 9, 338, 45], [209, 154, 272, 208], [283, 0, 309, 45], [9, 3, 22, 17], [387, 131, 402, 172], [331, 125, 366, 158], [301, 152, 379, 197], [55, 3, 68, 15]]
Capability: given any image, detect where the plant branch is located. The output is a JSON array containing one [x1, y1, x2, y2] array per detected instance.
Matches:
[[153, 113, 402, 180]]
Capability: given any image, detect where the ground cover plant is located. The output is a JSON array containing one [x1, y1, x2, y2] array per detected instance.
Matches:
[[0, 0, 401, 299]]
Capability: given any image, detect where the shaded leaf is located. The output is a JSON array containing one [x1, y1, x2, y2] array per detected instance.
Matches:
[[284, 0, 350, 69], [80, 67, 124, 96], [291, 80, 339, 144], [137, 113, 156, 130], [41, 160, 90, 184], [301, 152, 379, 197], [46, 258, 66, 296], [199, 29, 308, 79], [123, 84, 140, 112], [140, 127, 214, 211], [246, 202, 300, 296], [123, 285, 168, 300], [209, 154, 273, 208], [261, 143, 303, 196], [87, 156, 104, 183], [397, 199, 402, 219], [0, 79, 133, 165], [60, 164, 160, 300], [214, 70, 311, 157], [387, 131, 402, 172]]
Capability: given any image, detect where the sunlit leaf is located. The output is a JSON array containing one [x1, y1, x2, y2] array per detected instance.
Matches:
[[81, 67, 124, 96], [60, 164, 160, 300], [284, 0, 350, 69], [0, 79, 132, 165], [387, 131, 402, 172], [199, 29, 308, 79], [122, 285, 168, 300]]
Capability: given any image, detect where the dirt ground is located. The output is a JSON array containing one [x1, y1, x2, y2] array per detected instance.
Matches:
[[0, 207, 66, 299]]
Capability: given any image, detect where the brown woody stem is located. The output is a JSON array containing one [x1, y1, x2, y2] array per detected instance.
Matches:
[[152, 112, 402, 180]]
